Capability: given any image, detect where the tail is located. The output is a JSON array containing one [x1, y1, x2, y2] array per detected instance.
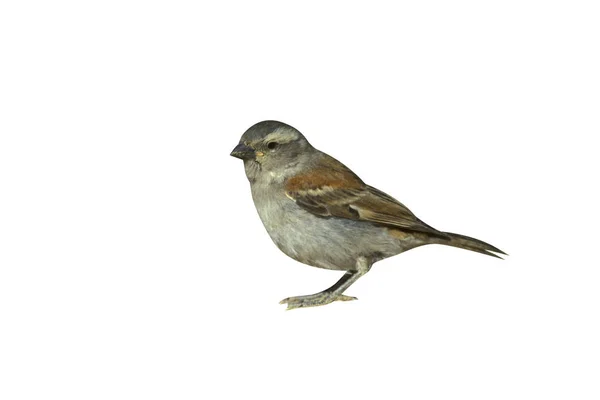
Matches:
[[438, 232, 507, 259]]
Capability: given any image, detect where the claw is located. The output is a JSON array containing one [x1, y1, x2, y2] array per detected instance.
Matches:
[[336, 295, 358, 302]]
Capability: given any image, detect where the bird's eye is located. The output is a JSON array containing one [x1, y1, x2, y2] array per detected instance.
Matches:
[[267, 142, 279, 150]]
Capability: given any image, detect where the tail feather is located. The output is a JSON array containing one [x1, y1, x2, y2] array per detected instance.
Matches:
[[440, 232, 507, 259]]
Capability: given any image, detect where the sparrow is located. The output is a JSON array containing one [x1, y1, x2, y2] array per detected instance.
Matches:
[[231, 120, 506, 310]]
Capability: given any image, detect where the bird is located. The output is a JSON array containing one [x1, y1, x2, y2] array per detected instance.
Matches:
[[230, 120, 506, 310]]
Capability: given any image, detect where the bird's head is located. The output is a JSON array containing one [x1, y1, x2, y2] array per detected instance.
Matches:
[[230, 121, 313, 180]]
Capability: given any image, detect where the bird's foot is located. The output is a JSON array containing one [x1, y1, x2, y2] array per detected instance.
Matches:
[[279, 293, 357, 310]]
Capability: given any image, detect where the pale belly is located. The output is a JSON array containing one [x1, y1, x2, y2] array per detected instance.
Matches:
[[251, 188, 412, 271]]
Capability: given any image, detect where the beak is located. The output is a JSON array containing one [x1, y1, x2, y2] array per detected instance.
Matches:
[[230, 143, 255, 160]]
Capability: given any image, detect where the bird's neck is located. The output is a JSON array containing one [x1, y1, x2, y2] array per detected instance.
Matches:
[[246, 159, 308, 187]]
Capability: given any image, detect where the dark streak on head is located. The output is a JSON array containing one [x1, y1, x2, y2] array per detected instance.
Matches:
[[241, 120, 301, 143]]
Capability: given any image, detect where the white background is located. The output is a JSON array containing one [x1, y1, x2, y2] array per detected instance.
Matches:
[[1, 1, 599, 399]]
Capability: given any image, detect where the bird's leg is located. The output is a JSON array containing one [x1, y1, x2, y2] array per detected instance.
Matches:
[[280, 257, 371, 310], [279, 271, 359, 309]]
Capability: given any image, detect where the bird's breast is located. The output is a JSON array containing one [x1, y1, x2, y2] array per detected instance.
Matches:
[[249, 182, 405, 270], [250, 184, 296, 241]]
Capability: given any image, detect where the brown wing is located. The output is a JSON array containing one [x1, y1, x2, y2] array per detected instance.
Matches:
[[285, 154, 449, 239]]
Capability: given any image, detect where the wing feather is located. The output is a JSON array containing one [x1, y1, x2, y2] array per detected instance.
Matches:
[[284, 154, 448, 239]]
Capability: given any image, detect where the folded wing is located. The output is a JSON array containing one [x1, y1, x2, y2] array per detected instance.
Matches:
[[284, 154, 449, 239]]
